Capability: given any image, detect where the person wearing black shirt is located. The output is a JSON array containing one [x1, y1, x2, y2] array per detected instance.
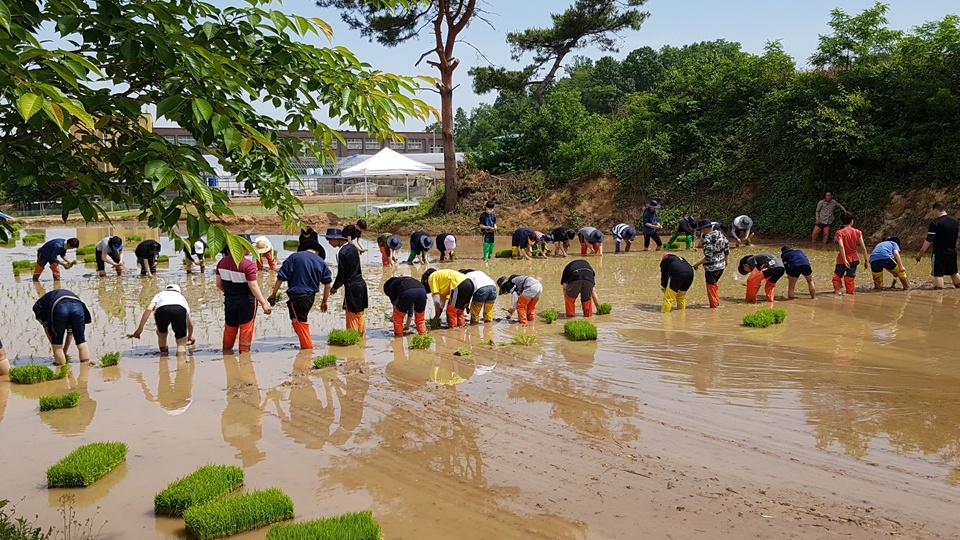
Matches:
[[33, 289, 92, 365], [384, 277, 427, 336], [738, 253, 785, 303], [407, 231, 433, 264], [660, 254, 694, 312], [551, 227, 576, 257], [299, 227, 319, 244], [916, 202, 960, 289], [342, 219, 367, 253], [561, 259, 600, 317], [328, 228, 368, 333], [135, 239, 162, 277]]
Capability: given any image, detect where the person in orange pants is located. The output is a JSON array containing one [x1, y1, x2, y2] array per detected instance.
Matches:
[[253, 236, 278, 271], [498, 275, 543, 324], [377, 234, 401, 266], [216, 244, 272, 352], [577, 227, 604, 256], [833, 213, 869, 295], [422, 268, 475, 328], [33, 237, 79, 281], [384, 277, 428, 336], [738, 254, 785, 303], [691, 220, 729, 308], [327, 228, 368, 334], [561, 259, 599, 317], [268, 239, 332, 349]]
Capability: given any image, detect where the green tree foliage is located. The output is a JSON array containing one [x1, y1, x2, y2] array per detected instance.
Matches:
[[0, 0, 431, 248]]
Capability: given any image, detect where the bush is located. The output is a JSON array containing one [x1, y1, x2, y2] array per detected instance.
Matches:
[[0, 498, 50, 540], [11, 260, 33, 272], [282, 239, 299, 249], [82, 254, 97, 263], [410, 335, 434, 349], [46, 442, 127, 488], [327, 329, 362, 346], [512, 332, 537, 345], [154, 465, 245, 516], [597, 303, 612, 315], [99, 352, 120, 367], [38, 391, 80, 412], [125, 234, 142, 242], [183, 488, 294, 540], [75, 244, 96, 255], [266, 511, 381, 540], [494, 249, 514, 258], [312, 354, 337, 369], [21, 233, 45, 245], [9, 364, 69, 384], [564, 320, 598, 341], [539, 309, 559, 324], [742, 308, 787, 328]]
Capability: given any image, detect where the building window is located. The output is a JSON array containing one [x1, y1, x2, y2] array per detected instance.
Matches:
[[389, 140, 405, 150], [430, 144, 443, 153], [331, 139, 338, 149], [177, 135, 196, 146], [365, 139, 380, 150], [407, 139, 424, 150], [346, 139, 363, 150], [162, 135, 176, 145]]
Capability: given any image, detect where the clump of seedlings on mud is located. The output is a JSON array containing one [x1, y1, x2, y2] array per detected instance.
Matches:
[[327, 329, 362, 346], [99, 352, 121, 367], [11, 259, 34, 273], [454, 347, 472, 356], [410, 335, 434, 350], [564, 321, 598, 341], [512, 333, 537, 346], [125, 234, 142, 242], [183, 488, 294, 540], [8, 364, 70, 384], [539, 309, 559, 324], [742, 308, 787, 328], [156, 255, 170, 263], [266, 510, 381, 540], [39, 391, 80, 412], [82, 254, 97, 264], [426, 317, 442, 330], [47, 442, 127, 488], [75, 244, 96, 255], [494, 249, 514, 258], [596, 303, 612, 315], [312, 354, 338, 369], [282, 239, 299, 249], [155, 465, 245, 516]]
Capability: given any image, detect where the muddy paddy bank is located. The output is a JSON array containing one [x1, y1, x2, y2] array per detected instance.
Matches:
[[1, 226, 959, 538]]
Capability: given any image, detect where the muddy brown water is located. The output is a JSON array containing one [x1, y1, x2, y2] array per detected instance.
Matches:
[[1, 225, 959, 539]]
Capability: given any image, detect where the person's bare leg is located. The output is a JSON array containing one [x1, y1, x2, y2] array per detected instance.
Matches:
[[175, 337, 188, 356], [821, 227, 830, 248], [52, 345, 68, 366], [157, 331, 169, 355], [76, 342, 90, 363], [934, 276, 945, 290], [811, 226, 820, 249], [952, 273, 960, 288], [805, 275, 816, 298], [0, 353, 9, 376], [787, 276, 797, 299]]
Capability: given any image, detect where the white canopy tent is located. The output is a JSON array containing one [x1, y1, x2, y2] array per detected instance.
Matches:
[[340, 147, 436, 216]]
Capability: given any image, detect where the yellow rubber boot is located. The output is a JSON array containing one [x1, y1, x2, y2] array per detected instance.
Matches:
[[483, 302, 495, 322], [676, 290, 687, 310], [896, 269, 909, 290], [661, 288, 677, 313], [872, 271, 884, 290], [470, 303, 483, 324]]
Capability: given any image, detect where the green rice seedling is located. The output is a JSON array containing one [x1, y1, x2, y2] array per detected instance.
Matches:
[[410, 335, 434, 349], [46, 442, 127, 488], [282, 239, 299, 249], [596, 303, 612, 315], [769, 309, 787, 323], [426, 317, 442, 330], [75, 244, 96, 255], [454, 347, 472, 356], [8, 364, 69, 384], [742, 308, 787, 328], [312, 354, 338, 369], [125, 234, 142, 242], [494, 249, 514, 258], [82, 254, 97, 263], [564, 320, 598, 341], [39, 391, 80, 412], [21, 233, 45, 245], [11, 259, 34, 273], [539, 309, 559, 324], [154, 465, 244, 516], [183, 488, 294, 540], [156, 255, 170, 263], [266, 510, 381, 540], [512, 332, 537, 346], [0, 234, 15, 245], [99, 352, 121, 367], [327, 329, 362, 346]]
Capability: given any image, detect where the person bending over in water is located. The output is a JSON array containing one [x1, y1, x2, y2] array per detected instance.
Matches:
[[135, 239, 162, 277], [384, 277, 428, 336], [377, 234, 401, 267], [407, 231, 433, 264], [95, 235, 124, 277], [612, 223, 637, 253], [730, 215, 755, 247], [870, 237, 908, 290], [422, 268, 474, 328], [511, 227, 538, 260], [437, 233, 457, 261], [660, 253, 694, 313], [551, 227, 576, 257], [666, 216, 698, 251], [739, 254, 785, 303], [33, 289, 93, 365], [461, 269, 497, 324], [498, 274, 543, 324], [561, 259, 600, 317], [577, 227, 604, 256], [133, 284, 196, 356], [33, 237, 79, 281], [780, 246, 816, 299]]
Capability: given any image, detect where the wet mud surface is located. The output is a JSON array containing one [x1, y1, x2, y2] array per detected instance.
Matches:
[[1, 226, 959, 538]]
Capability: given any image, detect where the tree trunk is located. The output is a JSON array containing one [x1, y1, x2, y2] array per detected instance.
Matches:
[[441, 67, 457, 213]]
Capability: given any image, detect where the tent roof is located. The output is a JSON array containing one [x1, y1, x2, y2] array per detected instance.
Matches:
[[340, 147, 435, 178]]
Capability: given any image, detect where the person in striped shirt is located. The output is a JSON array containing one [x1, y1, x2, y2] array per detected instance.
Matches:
[[216, 245, 272, 352], [612, 223, 637, 253]]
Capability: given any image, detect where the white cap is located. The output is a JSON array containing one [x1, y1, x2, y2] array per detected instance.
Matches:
[[166, 284, 181, 293], [193, 241, 205, 254]]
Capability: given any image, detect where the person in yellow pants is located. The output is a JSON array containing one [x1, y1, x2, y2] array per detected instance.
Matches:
[[869, 236, 909, 290], [660, 254, 694, 312], [498, 274, 543, 324], [462, 269, 497, 323]]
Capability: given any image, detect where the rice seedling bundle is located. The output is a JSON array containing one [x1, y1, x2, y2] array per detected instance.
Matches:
[[39, 391, 80, 412], [312, 355, 338, 369], [539, 309, 559, 324], [564, 321, 598, 341], [266, 510, 381, 540], [154, 465, 244, 516], [183, 488, 294, 540], [99, 352, 121, 367], [410, 335, 434, 349], [596, 303, 612, 315], [46, 442, 127, 487], [8, 364, 69, 384], [327, 329, 362, 346]]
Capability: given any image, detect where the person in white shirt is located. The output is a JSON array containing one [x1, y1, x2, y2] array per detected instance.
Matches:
[[132, 284, 195, 356], [461, 269, 497, 323], [730, 215, 755, 247]]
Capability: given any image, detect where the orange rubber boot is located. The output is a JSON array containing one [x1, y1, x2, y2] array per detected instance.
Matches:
[[456, 308, 466, 327], [50, 262, 61, 280], [581, 242, 588, 255], [844, 276, 856, 295], [832, 273, 843, 293], [380, 245, 391, 266], [706, 283, 721, 308], [238, 319, 255, 352], [414, 311, 427, 335], [223, 325, 239, 351], [582, 298, 594, 317], [516, 296, 531, 324], [525, 297, 539, 323], [393, 307, 406, 337], [265, 251, 277, 271], [292, 320, 313, 349], [764, 280, 777, 302], [346, 311, 366, 334], [564, 295, 577, 317], [32, 264, 44, 281], [445, 304, 459, 327], [745, 269, 764, 303]]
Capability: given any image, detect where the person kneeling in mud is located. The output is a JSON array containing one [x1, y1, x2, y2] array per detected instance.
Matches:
[[739, 253, 785, 303], [781, 246, 816, 299], [384, 277, 428, 336], [132, 284, 195, 356], [461, 269, 497, 323], [612, 223, 637, 253], [870, 236, 909, 290], [33, 289, 93, 365], [660, 253, 694, 313], [551, 227, 576, 257], [498, 274, 543, 324], [377, 234, 401, 267], [561, 259, 600, 317], [422, 268, 475, 328]]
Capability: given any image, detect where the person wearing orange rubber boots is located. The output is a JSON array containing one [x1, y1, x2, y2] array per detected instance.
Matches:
[[738, 253, 786, 303], [377, 234, 401, 266], [422, 268, 475, 328], [268, 239, 332, 349], [660, 253, 694, 312], [253, 236, 278, 271], [691, 219, 729, 308], [384, 276, 427, 336], [497, 274, 543, 324], [327, 228, 368, 334], [33, 237, 79, 281], [561, 259, 600, 317], [833, 213, 869, 296], [216, 244, 272, 352]]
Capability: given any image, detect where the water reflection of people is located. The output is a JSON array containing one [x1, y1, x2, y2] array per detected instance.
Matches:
[[40, 362, 97, 435], [130, 357, 195, 415], [221, 353, 267, 467]]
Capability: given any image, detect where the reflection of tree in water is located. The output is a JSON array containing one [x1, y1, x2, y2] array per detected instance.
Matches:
[[130, 357, 194, 414], [38, 362, 97, 436], [221, 353, 266, 467]]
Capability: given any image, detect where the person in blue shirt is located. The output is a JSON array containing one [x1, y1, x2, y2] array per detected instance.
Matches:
[[33, 238, 79, 281], [780, 246, 816, 299], [642, 201, 664, 250], [870, 236, 908, 290], [479, 201, 497, 261], [268, 239, 332, 350]]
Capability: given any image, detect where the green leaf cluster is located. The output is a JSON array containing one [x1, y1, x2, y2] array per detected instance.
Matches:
[[410, 335, 433, 350], [564, 320, 598, 341], [327, 329, 362, 346], [46, 442, 127, 487], [266, 511, 381, 540], [742, 308, 788, 328], [596, 303, 612, 315], [539, 309, 559, 324], [312, 354, 338, 369], [38, 391, 80, 412], [8, 364, 69, 384], [183, 488, 294, 540], [154, 465, 244, 516], [99, 352, 121, 367]]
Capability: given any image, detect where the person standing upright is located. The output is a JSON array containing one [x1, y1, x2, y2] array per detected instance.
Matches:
[[268, 239, 333, 349], [691, 219, 729, 308], [915, 202, 960, 289], [812, 191, 848, 248], [216, 244, 272, 353], [833, 213, 869, 295], [480, 201, 497, 261], [327, 228, 368, 334], [642, 201, 664, 250]]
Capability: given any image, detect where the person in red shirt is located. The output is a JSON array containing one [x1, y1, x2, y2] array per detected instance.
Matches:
[[832, 213, 870, 295]]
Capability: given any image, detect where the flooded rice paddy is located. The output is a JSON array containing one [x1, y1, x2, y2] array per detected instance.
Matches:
[[1, 225, 959, 539]]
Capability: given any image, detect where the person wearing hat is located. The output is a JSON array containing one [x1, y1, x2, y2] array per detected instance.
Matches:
[[95, 235, 124, 277], [577, 226, 604, 256], [421, 268, 475, 328], [561, 259, 600, 317], [730, 215, 755, 247], [497, 274, 543, 324], [461, 269, 497, 323], [738, 253, 785, 303], [252, 236, 277, 271], [550, 227, 576, 257], [691, 219, 729, 308], [216, 244, 273, 352], [327, 227, 368, 334], [377, 234, 402, 266], [268, 238, 333, 349], [781, 245, 816, 299], [480, 201, 498, 261], [33, 237, 79, 281], [612, 223, 638, 254], [32, 289, 93, 365], [132, 284, 195, 355], [436, 233, 457, 262], [383, 276, 428, 336], [511, 228, 538, 259], [299, 226, 319, 244], [135, 239, 163, 277], [407, 231, 433, 264], [183, 238, 207, 274], [869, 236, 908, 290], [642, 201, 664, 251], [660, 253, 694, 312], [666, 215, 698, 250], [342, 220, 368, 254]]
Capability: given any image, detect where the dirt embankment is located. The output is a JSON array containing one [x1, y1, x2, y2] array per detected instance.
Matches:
[[873, 186, 960, 246]]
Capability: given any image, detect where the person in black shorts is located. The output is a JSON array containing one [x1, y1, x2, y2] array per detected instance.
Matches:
[[384, 276, 428, 336], [135, 239, 162, 277], [915, 202, 960, 289], [551, 227, 576, 257], [739, 253, 785, 303], [132, 284, 195, 356], [660, 254, 694, 312], [780, 246, 816, 299], [33, 289, 93, 365], [561, 259, 600, 317]]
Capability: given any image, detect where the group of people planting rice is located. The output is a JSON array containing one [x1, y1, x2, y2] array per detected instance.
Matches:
[[3, 196, 958, 376]]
